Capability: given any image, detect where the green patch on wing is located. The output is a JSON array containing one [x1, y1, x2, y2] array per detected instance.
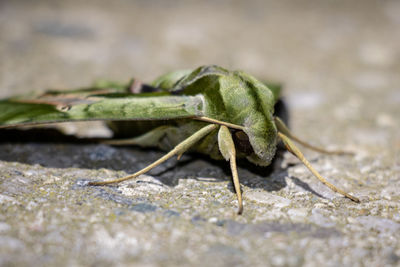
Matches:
[[0, 94, 204, 128]]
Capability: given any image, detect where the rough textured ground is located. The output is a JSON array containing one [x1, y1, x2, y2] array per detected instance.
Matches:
[[0, 0, 399, 266]]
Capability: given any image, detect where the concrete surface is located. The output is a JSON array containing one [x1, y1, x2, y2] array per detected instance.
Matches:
[[0, 0, 399, 266]]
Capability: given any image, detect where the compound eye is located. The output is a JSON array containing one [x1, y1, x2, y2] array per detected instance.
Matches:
[[233, 130, 253, 155]]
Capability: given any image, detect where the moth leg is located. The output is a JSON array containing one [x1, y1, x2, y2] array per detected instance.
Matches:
[[218, 125, 243, 214], [274, 117, 353, 155], [89, 124, 219, 186], [278, 132, 360, 203], [102, 126, 187, 160], [101, 125, 172, 146]]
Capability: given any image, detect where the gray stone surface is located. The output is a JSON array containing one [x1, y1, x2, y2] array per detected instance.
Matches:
[[0, 0, 399, 266]]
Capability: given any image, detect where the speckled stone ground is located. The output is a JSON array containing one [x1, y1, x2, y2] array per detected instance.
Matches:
[[1, 0, 399, 266]]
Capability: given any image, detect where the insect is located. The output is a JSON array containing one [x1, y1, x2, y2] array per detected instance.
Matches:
[[0, 65, 359, 214]]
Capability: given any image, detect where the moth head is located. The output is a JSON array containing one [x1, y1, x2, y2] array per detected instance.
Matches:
[[221, 70, 279, 166]]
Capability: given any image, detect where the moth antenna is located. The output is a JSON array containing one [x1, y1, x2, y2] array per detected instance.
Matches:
[[278, 132, 360, 203], [195, 116, 244, 131], [274, 117, 354, 155]]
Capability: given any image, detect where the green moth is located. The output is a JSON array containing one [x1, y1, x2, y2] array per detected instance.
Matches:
[[0, 65, 359, 214]]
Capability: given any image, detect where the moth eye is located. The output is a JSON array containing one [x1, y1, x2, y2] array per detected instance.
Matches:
[[56, 104, 71, 112], [233, 130, 253, 155], [235, 131, 249, 141]]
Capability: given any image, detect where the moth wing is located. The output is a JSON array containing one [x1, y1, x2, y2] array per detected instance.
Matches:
[[0, 90, 204, 128]]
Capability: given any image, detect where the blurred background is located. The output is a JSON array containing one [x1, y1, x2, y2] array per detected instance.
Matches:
[[1, 0, 398, 91]]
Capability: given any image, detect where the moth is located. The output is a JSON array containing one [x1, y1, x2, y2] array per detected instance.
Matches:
[[0, 65, 359, 214]]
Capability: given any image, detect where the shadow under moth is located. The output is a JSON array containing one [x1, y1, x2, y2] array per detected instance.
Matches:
[[0, 65, 359, 214]]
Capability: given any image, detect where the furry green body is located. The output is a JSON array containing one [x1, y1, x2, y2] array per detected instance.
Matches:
[[110, 65, 280, 165]]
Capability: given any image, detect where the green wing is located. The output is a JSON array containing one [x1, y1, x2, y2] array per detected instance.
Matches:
[[0, 83, 204, 128]]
